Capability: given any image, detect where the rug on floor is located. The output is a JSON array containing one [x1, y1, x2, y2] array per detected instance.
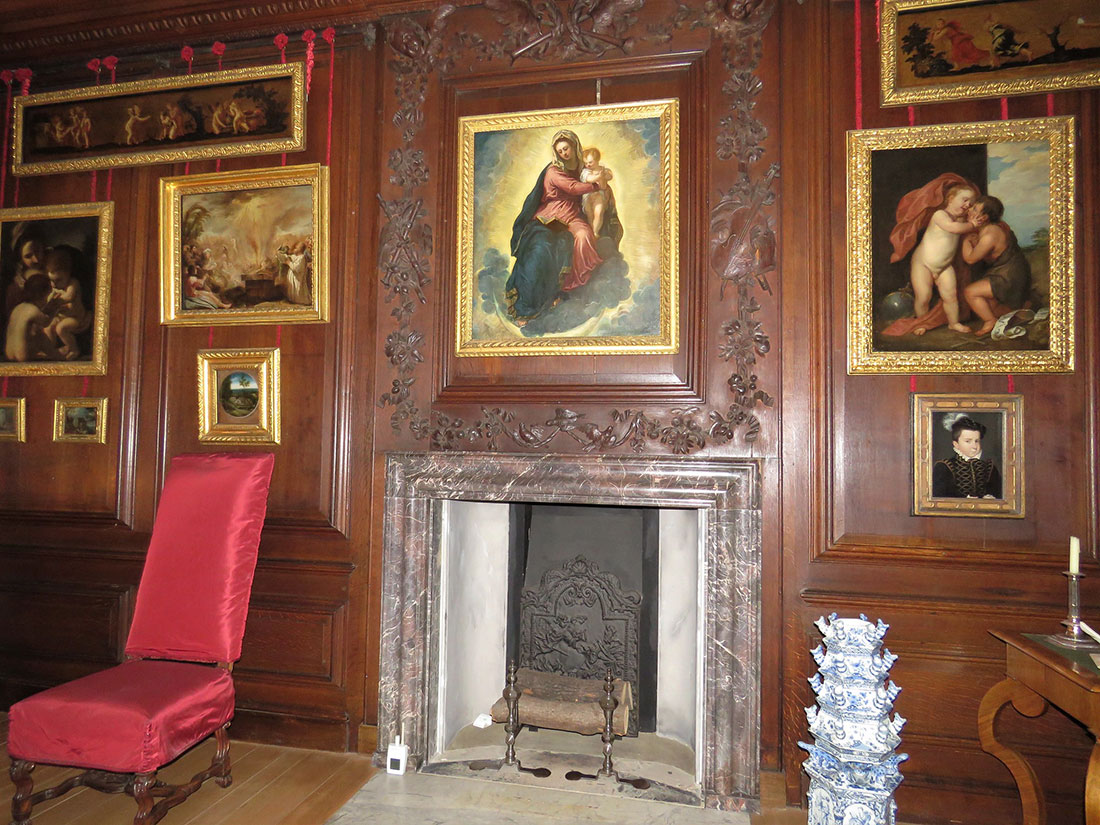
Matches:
[[327, 770, 752, 825]]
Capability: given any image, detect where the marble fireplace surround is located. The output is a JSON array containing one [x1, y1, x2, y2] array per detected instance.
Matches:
[[375, 451, 762, 811]]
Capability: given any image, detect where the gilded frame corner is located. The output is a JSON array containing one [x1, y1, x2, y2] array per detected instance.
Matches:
[[881, 0, 1100, 107], [13, 62, 305, 176], [1, 201, 113, 377], [912, 392, 1024, 518], [53, 397, 108, 444], [160, 163, 329, 326], [847, 116, 1075, 374], [197, 347, 281, 444], [0, 397, 27, 442], [455, 99, 679, 357]]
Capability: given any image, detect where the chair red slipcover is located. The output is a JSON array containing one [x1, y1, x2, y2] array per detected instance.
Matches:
[[8, 452, 274, 825]]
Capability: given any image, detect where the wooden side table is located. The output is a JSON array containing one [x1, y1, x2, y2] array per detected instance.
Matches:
[[979, 630, 1100, 825]]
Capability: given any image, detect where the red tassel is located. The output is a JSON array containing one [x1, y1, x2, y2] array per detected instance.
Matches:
[[2, 377, 8, 398], [12, 68, 32, 207], [1007, 374, 1015, 393], [275, 325, 282, 347], [81, 376, 89, 398], [1000, 97, 1008, 120], [104, 57, 118, 200], [207, 327, 214, 348], [1046, 93, 1054, 117], [212, 41, 226, 71], [1, 71, 12, 209], [180, 45, 194, 74], [302, 30, 317, 97], [323, 28, 336, 167], [907, 105, 915, 127], [909, 375, 916, 393]]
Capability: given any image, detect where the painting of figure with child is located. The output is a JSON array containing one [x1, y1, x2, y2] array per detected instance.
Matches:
[[455, 100, 679, 357], [882, 0, 1100, 105], [160, 164, 328, 326], [847, 117, 1074, 374], [0, 203, 113, 376], [14, 63, 304, 176]]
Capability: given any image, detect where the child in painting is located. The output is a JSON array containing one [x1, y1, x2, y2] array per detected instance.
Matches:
[[579, 147, 614, 238], [906, 183, 977, 335], [5, 272, 61, 362], [932, 415, 1002, 499], [43, 248, 90, 360]]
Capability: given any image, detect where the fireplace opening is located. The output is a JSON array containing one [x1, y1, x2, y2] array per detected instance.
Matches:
[[429, 498, 703, 802], [507, 503, 659, 734]]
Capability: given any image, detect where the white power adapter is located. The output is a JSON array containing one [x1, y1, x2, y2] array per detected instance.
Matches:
[[386, 734, 409, 775]]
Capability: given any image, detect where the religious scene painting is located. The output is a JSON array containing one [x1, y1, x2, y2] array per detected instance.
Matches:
[[0, 398, 26, 442], [847, 116, 1074, 374], [455, 100, 679, 357], [197, 348, 280, 444], [53, 397, 107, 444], [882, 0, 1100, 105], [14, 63, 305, 175], [0, 203, 113, 376], [160, 164, 329, 326], [911, 393, 1023, 518]]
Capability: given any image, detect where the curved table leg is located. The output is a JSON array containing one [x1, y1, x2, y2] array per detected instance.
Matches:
[[1086, 739, 1100, 825], [978, 677, 1049, 825]]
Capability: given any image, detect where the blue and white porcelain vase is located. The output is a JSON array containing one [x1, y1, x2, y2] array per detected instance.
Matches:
[[798, 613, 908, 825]]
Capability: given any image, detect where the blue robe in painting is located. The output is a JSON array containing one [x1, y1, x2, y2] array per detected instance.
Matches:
[[505, 164, 622, 322]]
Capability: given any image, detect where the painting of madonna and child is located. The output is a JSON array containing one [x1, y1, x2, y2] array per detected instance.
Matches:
[[14, 63, 304, 176], [847, 116, 1074, 374], [0, 203, 113, 376], [883, 0, 1100, 105], [455, 100, 679, 357], [159, 164, 329, 326]]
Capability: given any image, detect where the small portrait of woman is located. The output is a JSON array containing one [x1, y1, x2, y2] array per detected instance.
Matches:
[[913, 393, 1022, 518], [931, 413, 1002, 499]]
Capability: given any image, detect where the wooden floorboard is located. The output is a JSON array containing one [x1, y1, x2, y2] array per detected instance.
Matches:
[[1, 715, 377, 825]]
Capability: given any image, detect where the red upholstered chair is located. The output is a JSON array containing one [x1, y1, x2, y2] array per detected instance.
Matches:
[[7, 452, 275, 825]]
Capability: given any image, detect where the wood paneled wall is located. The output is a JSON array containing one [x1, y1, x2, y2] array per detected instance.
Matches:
[[0, 2, 1096, 822]]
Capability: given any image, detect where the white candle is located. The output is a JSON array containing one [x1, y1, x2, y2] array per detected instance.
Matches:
[[1070, 536, 1081, 575]]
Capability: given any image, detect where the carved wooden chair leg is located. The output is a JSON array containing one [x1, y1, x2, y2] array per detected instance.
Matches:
[[131, 771, 157, 825], [503, 660, 520, 766], [213, 725, 233, 788], [10, 759, 35, 825], [598, 668, 618, 778]]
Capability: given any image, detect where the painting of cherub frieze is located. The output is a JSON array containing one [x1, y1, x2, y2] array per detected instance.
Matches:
[[13, 63, 304, 176], [455, 100, 679, 357], [847, 116, 1074, 374], [159, 164, 329, 326]]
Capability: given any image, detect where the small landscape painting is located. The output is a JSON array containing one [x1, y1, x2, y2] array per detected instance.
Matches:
[[197, 348, 280, 444], [882, 0, 1100, 105], [53, 397, 107, 444], [0, 398, 26, 442]]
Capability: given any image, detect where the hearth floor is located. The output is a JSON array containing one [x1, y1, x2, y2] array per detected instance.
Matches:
[[434, 722, 700, 803], [327, 770, 751, 825]]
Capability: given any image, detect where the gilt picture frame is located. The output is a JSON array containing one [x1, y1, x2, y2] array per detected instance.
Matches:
[[160, 163, 329, 326], [912, 393, 1023, 517], [882, 0, 1100, 106], [455, 99, 679, 357], [13, 62, 305, 176], [847, 116, 1074, 374], [0, 398, 26, 442], [53, 397, 107, 444], [0, 202, 113, 376], [197, 348, 280, 444]]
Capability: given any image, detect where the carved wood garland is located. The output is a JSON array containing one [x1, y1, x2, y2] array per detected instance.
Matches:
[[377, 0, 776, 454]]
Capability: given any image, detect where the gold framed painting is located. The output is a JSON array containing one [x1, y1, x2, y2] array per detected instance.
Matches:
[[881, 0, 1100, 106], [13, 62, 305, 176], [160, 163, 329, 326], [1, 202, 113, 376], [912, 393, 1023, 518], [53, 397, 107, 444], [197, 348, 280, 444], [455, 99, 679, 357], [847, 116, 1074, 374], [0, 398, 26, 442]]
